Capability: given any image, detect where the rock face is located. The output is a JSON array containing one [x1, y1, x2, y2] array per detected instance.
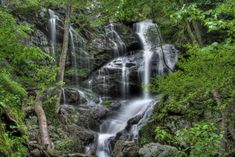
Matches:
[[87, 23, 140, 76], [30, 29, 50, 54], [90, 44, 178, 99], [60, 88, 108, 128], [139, 143, 178, 157], [112, 140, 140, 157]]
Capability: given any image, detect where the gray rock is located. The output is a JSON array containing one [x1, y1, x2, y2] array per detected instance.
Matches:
[[67, 124, 96, 144], [112, 140, 140, 157], [139, 143, 177, 157], [60, 103, 107, 129], [30, 29, 50, 52], [165, 116, 191, 134]]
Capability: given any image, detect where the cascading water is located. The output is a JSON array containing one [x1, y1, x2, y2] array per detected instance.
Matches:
[[45, 12, 178, 155], [95, 20, 178, 157], [98, 68, 109, 96], [97, 99, 156, 157], [135, 20, 160, 98], [69, 27, 79, 85], [46, 12, 178, 156], [96, 21, 159, 157], [121, 57, 129, 98], [100, 57, 131, 99], [105, 23, 126, 57], [48, 9, 58, 58], [69, 26, 92, 87]]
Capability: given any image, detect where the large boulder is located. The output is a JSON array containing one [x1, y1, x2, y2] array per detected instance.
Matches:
[[60, 103, 107, 129], [139, 143, 178, 157], [112, 140, 140, 157]]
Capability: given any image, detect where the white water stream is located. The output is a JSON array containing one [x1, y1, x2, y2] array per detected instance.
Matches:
[[48, 9, 58, 58], [97, 98, 156, 157], [135, 20, 157, 98]]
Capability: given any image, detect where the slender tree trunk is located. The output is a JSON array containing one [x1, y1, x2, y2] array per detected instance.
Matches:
[[56, 0, 72, 112], [150, 2, 173, 72], [34, 94, 52, 149], [185, 20, 198, 44], [192, 20, 203, 47], [212, 90, 228, 156]]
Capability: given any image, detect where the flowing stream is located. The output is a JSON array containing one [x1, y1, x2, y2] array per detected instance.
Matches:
[[96, 98, 156, 157]]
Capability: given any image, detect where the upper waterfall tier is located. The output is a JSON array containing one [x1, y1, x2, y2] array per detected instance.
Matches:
[[135, 20, 161, 98]]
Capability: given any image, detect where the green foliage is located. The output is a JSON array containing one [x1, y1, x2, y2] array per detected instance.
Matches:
[[152, 43, 235, 113], [0, 122, 28, 157], [43, 94, 61, 125], [0, 9, 56, 156], [155, 127, 176, 144], [9, 0, 40, 12], [176, 122, 222, 157], [0, 72, 26, 97], [78, 68, 89, 77], [102, 100, 112, 107], [55, 136, 74, 152], [137, 2, 235, 156], [7, 0, 65, 13]]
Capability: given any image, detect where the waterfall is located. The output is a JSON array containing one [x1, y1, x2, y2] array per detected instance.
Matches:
[[88, 79, 93, 91], [95, 20, 178, 157], [101, 57, 130, 99], [48, 9, 58, 58], [69, 26, 92, 87], [105, 23, 126, 57], [44, 16, 178, 156], [69, 27, 79, 85], [97, 99, 156, 157], [135, 20, 161, 98], [121, 57, 129, 98], [91, 22, 128, 98], [98, 68, 109, 95]]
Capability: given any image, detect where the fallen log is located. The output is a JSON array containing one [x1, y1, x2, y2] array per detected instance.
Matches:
[[34, 94, 52, 150]]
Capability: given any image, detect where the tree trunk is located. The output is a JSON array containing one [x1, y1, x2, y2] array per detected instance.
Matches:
[[212, 90, 228, 156], [56, 0, 72, 112], [192, 20, 203, 47], [34, 94, 52, 149], [185, 20, 198, 44]]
